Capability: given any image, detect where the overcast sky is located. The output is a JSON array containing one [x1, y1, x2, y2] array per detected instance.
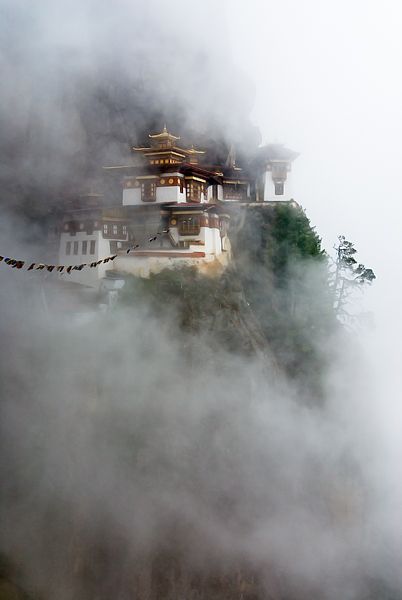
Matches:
[[0, 5, 401, 594], [224, 1, 402, 442], [225, 6, 402, 555], [226, 0, 401, 309]]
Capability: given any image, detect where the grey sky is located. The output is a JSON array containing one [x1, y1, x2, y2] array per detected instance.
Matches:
[[227, 0, 401, 292], [0, 3, 401, 596], [227, 0, 402, 470]]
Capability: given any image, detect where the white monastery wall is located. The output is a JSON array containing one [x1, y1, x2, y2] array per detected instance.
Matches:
[[207, 185, 223, 201], [58, 231, 112, 288], [263, 170, 294, 202], [200, 227, 222, 255], [123, 185, 187, 206], [122, 188, 142, 206], [168, 223, 222, 256], [156, 186, 185, 203]]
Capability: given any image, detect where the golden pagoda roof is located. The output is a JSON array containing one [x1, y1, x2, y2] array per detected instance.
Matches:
[[186, 144, 205, 155], [149, 124, 180, 141]]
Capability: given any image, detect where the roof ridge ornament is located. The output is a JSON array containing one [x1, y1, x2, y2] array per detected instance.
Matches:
[[149, 125, 180, 141], [187, 143, 205, 155]]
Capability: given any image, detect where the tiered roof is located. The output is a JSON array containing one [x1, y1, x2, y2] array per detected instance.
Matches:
[[132, 126, 206, 166]]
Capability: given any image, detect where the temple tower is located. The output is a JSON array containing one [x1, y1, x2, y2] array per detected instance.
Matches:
[[261, 144, 299, 202]]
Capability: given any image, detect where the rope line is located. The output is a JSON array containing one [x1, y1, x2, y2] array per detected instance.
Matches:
[[0, 228, 170, 275]]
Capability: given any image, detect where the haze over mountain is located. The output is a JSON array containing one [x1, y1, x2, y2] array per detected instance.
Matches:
[[0, 2, 401, 600]]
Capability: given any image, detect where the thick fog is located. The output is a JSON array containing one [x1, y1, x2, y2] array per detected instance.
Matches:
[[229, 2, 402, 579], [228, 0, 402, 311], [0, 1, 401, 599], [1, 265, 399, 599]]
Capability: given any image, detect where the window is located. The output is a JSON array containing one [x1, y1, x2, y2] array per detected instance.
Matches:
[[178, 216, 200, 236], [212, 184, 218, 200], [274, 181, 284, 195], [73, 241, 79, 255], [82, 241, 87, 255], [112, 224, 118, 235], [223, 184, 246, 200], [141, 181, 156, 202], [103, 224, 108, 235], [66, 241, 71, 255], [90, 240, 96, 255], [122, 225, 127, 236], [186, 181, 202, 202]]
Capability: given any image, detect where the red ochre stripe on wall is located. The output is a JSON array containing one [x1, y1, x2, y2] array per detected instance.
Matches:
[[120, 251, 206, 258], [124, 177, 182, 188]]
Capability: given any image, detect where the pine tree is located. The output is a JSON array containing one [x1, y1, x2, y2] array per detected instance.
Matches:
[[331, 235, 376, 319]]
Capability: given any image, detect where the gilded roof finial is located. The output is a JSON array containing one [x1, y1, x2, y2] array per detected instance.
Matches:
[[149, 126, 180, 141], [187, 143, 205, 155]]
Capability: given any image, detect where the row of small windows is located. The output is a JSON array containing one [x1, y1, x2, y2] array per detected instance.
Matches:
[[103, 224, 128, 236], [140, 182, 251, 202], [65, 240, 96, 256], [223, 184, 247, 201], [140, 180, 206, 202], [150, 159, 178, 165], [64, 221, 98, 233], [63, 222, 128, 236]]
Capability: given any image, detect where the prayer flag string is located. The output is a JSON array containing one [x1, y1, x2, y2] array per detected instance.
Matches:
[[0, 227, 170, 275], [0, 254, 118, 273]]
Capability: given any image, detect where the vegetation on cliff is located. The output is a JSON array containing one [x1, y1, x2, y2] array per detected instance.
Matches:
[[0, 204, 380, 600], [121, 203, 336, 400]]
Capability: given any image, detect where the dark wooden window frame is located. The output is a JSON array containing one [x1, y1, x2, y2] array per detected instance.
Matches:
[[141, 181, 156, 202], [274, 181, 284, 196], [186, 181, 202, 203], [178, 215, 201, 236]]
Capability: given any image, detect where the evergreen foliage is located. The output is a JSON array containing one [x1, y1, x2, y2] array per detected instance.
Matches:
[[121, 266, 253, 356], [120, 203, 336, 400], [230, 203, 335, 397], [330, 235, 376, 320]]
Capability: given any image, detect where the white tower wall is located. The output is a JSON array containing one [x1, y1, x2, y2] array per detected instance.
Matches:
[[58, 231, 113, 288], [263, 169, 294, 202]]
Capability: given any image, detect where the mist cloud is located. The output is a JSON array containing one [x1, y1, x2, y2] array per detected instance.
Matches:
[[0, 2, 401, 599], [0, 262, 399, 600]]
